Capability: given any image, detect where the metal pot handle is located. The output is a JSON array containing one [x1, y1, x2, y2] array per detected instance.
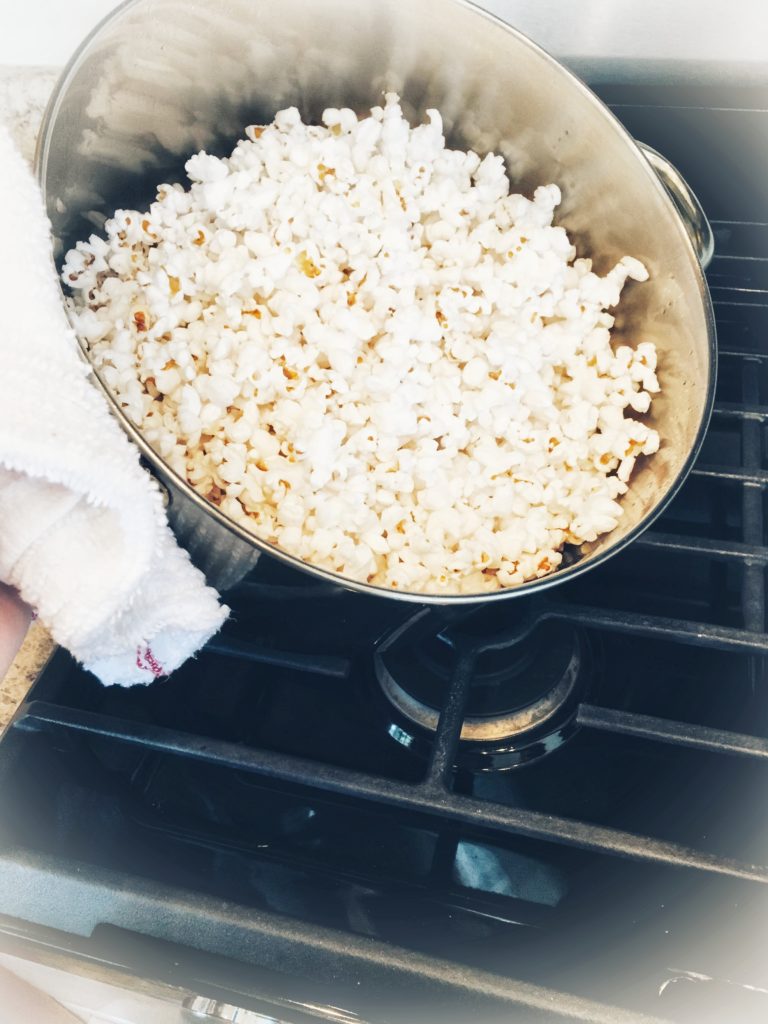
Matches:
[[636, 141, 714, 270]]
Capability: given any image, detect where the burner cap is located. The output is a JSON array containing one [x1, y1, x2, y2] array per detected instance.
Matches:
[[373, 609, 587, 769]]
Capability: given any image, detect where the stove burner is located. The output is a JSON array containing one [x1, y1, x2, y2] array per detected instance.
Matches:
[[373, 608, 588, 769]]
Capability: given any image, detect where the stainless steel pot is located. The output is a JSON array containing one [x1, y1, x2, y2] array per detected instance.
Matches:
[[37, 0, 716, 600]]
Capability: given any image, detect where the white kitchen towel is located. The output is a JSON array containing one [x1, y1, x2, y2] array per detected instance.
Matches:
[[0, 123, 228, 685]]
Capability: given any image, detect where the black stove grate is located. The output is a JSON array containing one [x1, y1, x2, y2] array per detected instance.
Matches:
[[1, 83, 767, 1023]]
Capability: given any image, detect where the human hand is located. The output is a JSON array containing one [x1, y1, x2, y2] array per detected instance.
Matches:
[[0, 584, 32, 680]]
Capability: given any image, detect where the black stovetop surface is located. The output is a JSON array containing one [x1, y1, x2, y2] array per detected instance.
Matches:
[[0, 83, 767, 1024]]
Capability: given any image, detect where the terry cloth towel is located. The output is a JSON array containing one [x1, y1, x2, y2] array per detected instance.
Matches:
[[0, 123, 228, 686]]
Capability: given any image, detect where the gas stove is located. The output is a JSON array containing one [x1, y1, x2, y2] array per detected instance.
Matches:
[[1, 72, 767, 1024]]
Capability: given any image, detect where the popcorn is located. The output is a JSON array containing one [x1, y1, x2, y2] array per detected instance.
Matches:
[[63, 93, 660, 595]]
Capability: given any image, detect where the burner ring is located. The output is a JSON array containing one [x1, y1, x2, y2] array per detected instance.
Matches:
[[372, 609, 589, 768], [376, 645, 580, 742]]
